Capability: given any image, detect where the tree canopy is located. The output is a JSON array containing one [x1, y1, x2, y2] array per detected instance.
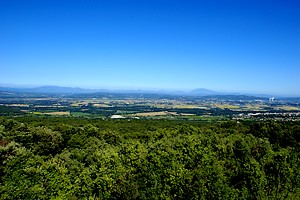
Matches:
[[1, 117, 300, 199]]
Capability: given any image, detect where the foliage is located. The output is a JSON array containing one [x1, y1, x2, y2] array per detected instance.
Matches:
[[1, 117, 300, 199]]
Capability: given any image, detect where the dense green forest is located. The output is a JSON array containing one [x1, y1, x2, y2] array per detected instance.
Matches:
[[1, 116, 300, 199]]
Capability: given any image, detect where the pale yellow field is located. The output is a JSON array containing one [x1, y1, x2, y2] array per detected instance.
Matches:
[[134, 111, 178, 116], [134, 111, 195, 117], [179, 113, 195, 116], [214, 104, 240, 109], [277, 106, 300, 111], [93, 103, 111, 107], [44, 111, 70, 115], [4, 104, 30, 107], [173, 105, 204, 109], [34, 105, 66, 108], [33, 111, 70, 115]]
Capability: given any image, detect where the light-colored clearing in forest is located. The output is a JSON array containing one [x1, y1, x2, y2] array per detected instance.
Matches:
[[34, 111, 70, 115]]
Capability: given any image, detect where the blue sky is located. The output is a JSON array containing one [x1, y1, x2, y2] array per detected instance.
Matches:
[[0, 0, 299, 95]]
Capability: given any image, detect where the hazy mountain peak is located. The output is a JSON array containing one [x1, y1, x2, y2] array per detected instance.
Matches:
[[191, 88, 217, 95]]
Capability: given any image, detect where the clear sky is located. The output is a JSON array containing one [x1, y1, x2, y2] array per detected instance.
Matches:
[[0, 0, 299, 95]]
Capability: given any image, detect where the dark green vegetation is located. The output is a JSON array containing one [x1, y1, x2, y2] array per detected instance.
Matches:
[[1, 116, 300, 199]]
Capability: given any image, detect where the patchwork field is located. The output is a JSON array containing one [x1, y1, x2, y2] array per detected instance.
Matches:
[[134, 111, 178, 116], [33, 111, 70, 116], [133, 111, 195, 117], [214, 104, 240, 109], [277, 106, 300, 111]]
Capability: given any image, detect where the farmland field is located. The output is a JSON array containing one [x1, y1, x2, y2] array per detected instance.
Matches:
[[33, 111, 70, 115]]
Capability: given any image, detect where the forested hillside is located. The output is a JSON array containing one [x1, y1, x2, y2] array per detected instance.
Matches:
[[1, 117, 300, 199]]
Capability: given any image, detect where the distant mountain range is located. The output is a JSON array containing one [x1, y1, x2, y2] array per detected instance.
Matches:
[[0, 86, 99, 94], [0, 85, 274, 98], [190, 88, 220, 96]]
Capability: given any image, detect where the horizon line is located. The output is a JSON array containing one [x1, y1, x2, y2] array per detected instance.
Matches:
[[1, 83, 300, 97]]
